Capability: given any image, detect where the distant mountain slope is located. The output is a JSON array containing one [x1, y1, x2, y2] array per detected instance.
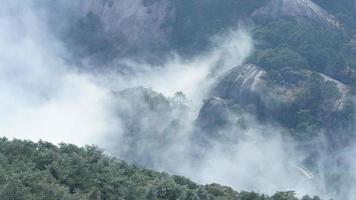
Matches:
[[253, 0, 341, 27], [79, 0, 171, 56], [65, 0, 266, 63], [312, 0, 356, 30], [0, 138, 320, 200]]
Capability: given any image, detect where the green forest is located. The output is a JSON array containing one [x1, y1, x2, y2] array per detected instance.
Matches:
[[0, 139, 320, 200]]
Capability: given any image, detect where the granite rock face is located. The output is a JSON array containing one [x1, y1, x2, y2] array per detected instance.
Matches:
[[212, 64, 267, 111], [65, 0, 346, 64], [195, 97, 230, 133], [253, 0, 341, 27], [80, 0, 172, 54], [67, 0, 268, 63], [209, 64, 353, 137]]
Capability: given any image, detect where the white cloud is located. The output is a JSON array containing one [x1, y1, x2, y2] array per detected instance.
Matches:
[[0, 0, 117, 146]]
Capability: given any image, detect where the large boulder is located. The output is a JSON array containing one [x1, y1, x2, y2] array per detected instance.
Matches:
[[210, 64, 354, 142], [195, 97, 230, 133]]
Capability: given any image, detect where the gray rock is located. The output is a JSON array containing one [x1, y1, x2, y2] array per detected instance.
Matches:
[[211, 64, 352, 132], [80, 0, 171, 53], [212, 64, 267, 108], [253, 0, 341, 28], [195, 97, 230, 132]]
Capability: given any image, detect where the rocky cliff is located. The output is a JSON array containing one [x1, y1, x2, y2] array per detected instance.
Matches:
[[253, 0, 341, 27], [80, 0, 171, 52], [207, 64, 353, 142]]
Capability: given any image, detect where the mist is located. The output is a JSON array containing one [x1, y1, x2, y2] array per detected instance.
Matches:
[[1, 1, 355, 199], [0, 0, 117, 146]]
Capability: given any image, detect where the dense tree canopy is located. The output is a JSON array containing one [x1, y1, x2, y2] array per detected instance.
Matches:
[[0, 138, 320, 200]]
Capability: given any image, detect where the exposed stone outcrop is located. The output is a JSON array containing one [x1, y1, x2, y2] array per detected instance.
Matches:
[[195, 97, 230, 133], [80, 0, 171, 53], [210, 64, 352, 132], [253, 0, 341, 28]]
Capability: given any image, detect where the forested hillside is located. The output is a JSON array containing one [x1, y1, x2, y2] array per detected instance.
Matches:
[[0, 139, 320, 200]]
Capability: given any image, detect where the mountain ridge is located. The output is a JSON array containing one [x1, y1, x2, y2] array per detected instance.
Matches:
[[0, 138, 321, 200], [253, 0, 341, 28]]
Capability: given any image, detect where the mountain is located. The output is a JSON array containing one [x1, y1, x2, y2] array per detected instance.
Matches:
[[108, 86, 189, 167], [253, 0, 341, 27], [61, 0, 356, 194], [312, 0, 356, 31], [208, 63, 354, 146], [65, 0, 266, 64], [4, 0, 356, 199], [0, 138, 320, 200], [64, 0, 356, 83], [77, 0, 171, 59], [195, 97, 230, 133]]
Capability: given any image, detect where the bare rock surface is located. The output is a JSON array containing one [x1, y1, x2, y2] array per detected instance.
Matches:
[[210, 64, 351, 130], [80, 0, 171, 51], [253, 0, 341, 27]]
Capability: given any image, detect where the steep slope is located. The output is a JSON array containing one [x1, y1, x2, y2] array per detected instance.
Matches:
[[107, 87, 189, 167], [253, 0, 341, 27], [65, 0, 171, 63], [80, 0, 171, 52], [312, 0, 356, 31], [195, 97, 230, 133], [0, 138, 320, 200], [210, 64, 354, 143], [65, 0, 266, 64]]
